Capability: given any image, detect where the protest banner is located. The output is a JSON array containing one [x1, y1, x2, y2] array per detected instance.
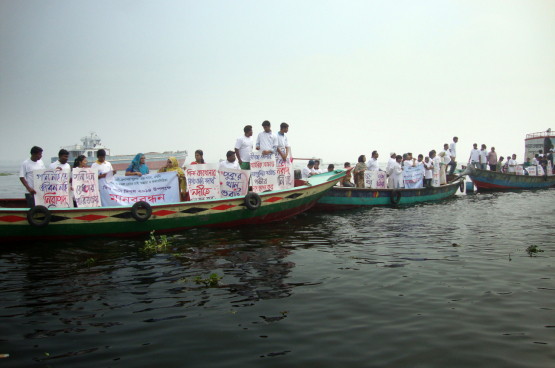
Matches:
[[404, 166, 424, 189], [525, 166, 537, 176], [432, 161, 441, 187], [250, 151, 279, 193], [275, 147, 293, 190], [515, 165, 524, 176], [376, 171, 387, 189], [185, 164, 220, 201], [72, 168, 100, 208], [364, 171, 380, 188], [219, 168, 250, 198], [33, 169, 72, 208], [100, 172, 180, 206], [537, 165, 545, 176], [547, 161, 553, 176]]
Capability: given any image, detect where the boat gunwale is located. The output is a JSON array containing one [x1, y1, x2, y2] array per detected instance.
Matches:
[[326, 178, 462, 193]]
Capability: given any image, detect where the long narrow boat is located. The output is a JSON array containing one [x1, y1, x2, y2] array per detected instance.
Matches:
[[464, 165, 555, 190], [0, 170, 345, 242], [314, 179, 463, 210]]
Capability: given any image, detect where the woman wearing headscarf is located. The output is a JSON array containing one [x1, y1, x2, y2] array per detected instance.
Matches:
[[158, 157, 187, 201], [125, 153, 149, 177]]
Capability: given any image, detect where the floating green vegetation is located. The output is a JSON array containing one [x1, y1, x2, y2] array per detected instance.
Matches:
[[85, 258, 96, 267], [179, 273, 223, 287], [526, 245, 544, 257], [0, 173, 12, 176], [141, 230, 171, 253]]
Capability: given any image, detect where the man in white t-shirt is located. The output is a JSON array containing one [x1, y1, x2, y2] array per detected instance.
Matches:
[[255, 120, 278, 156], [49, 149, 71, 171], [19, 146, 45, 208], [386, 152, 396, 189], [276, 122, 290, 162], [423, 156, 433, 187], [91, 149, 117, 179], [449, 137, 458, 174], [219, 151, 240, 170], [367, 151, 380, 171], [391, 155, 404, 188], [234, 125, 254, 170], [403, 153, 415, 169], [508, 154, 518, 174], [313, 160, 323, 174], [442, 144, 453, 172], [479, 144, 488, 170], [469, 143, 480, 168], [302, 160, 315, 180]]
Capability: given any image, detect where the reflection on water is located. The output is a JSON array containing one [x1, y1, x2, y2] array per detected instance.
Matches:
[[1, 186, 555, 367]]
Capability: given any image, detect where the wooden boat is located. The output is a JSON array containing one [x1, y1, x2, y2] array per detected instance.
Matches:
[[0, 170, 346, 242], [464, 165, 555, 190], [314, 179, 463, 210]]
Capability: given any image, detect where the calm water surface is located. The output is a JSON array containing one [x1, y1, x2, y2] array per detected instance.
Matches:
[[1, 166, 554, 367]]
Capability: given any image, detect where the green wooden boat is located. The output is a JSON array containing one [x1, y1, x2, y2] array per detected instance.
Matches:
[[314, 178, 463, 210], [0, 170, 345, 242]]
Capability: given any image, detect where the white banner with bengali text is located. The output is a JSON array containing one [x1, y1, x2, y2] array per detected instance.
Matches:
[[515, 165, 524, 176], [185, 164, 220, 201], [537, 165, 545, 176], [250, 151, 279, 193], [100, 172, 179, 206], [33, 169, 72, 208], [432, 160, 441, 187], [525, 166, 537, 176], [548, 161, 553, 176], [72, 168, 100, 208], [276, 147, 293, 190], [404, 166, 424, 189], [219, 168, 250, 198], [364, 171, 387, 189]]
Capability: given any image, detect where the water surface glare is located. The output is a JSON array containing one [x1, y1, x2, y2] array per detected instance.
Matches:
[[1, 189, 554, 367]]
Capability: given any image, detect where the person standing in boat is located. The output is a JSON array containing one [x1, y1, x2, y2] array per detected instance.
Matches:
[[423, 156, 433, 187], [354, 155, 367, 188], [386, 152, 396, 189], [341, 162, 354, 187], [496, 156, 504, 172], [49, 149, 71, 171], [255, 120, 278, 156], [438, 152, 447, 184], [403, 153, 416, 169], [442, 144, 454, 174], [19, 146, 45, 208], [469, 143, 480, 168], [219, 151, 240, 170], [276, 122, 290, 163], [158, 157, 187, 201], [507, 154, 518, 174], [391, 155, 404, 188], [479, 144, 488, 170], [366, 151, 380, 171], [448, 137, 458, 175], [301, 160, 315, 180], [234, 126, 253, 170], [91, 149, 117, 180], [486, 147, 498, 171], [125, 153, 149, 177]]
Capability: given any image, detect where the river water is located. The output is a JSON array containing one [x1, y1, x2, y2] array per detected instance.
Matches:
[[0, 165, 554, 367]]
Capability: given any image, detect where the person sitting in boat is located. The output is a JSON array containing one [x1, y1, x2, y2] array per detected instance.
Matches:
[[190, 149, 205, 165], [496, 156, 504, 172], [366, 151, 380, 171], [158, 157, 187, 201], [313, 160, 323, 174], [91, 149, 117, 180], [391, 155, 404, 188], [507, 154, 517, 174], [423, 156, 433, 187], [255, 120, 278, 156], [219, 151, 240, 170], [49, 149, 71, 171], [354, 155, 367, 188], [234, 126, 253, 170], [327, 164, 334, 172], [469, 143, 480, 168], [341, 162, 354, 187], [19, 146, 45, 208], [386, 152, 396, 189], [74, 155, 88, 168], [487, 147, 498, 171], [302, 160, 315, 180], [125, 153, 149, 177]]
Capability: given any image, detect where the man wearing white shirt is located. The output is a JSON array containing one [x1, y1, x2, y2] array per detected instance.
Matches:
[[479, 144, 488, 170], [391, 155, 404, 188], [219, 151, 240, 170], [386, 152, 396, 189], [508, 154, 518, 174], [449, 137, 458, 174], [91, 149, 117, 179], [431, 150, 442, 184], [276, 122, 290, 162], [469, 143, 480, 168], [234, 125, 254, 170], [313, 160, 323, 174], [442, 143, 455, 175], [19, 146, 45, 208], [302, 160, 315, 180], [403, 153, 415, 169], [423, 156, 433, 187], [49, 149, 71, 171], [255, 120, 278, 155], [367, 151, 380, 171]]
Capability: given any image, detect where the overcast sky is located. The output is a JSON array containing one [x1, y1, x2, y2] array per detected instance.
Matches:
[[1, 0, 554, 165]]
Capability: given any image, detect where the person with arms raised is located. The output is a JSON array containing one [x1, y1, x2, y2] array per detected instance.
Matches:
[[19, 146, 45, 208], [234, 126, 253, 170]]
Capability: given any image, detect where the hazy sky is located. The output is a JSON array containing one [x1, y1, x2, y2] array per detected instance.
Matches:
[[1, 0, 554, 165]]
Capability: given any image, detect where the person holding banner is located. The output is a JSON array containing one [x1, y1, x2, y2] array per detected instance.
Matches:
[[49, 149, 71, 171], [508, 154, 517, 174], [73, 155, 88, 168], [234, 126, 253, 170], [423, 156, 433, 187], [191, 150, 206, 165], [19, 146, 45, 208], [391, 155, 404, 188], [91, 149, 117, 179], [255, 120, 278, 155], [276, 122, 290, 162], [125, 153, 149, 177], [219, 151, 240, 170], [158, 157, 187, 201]]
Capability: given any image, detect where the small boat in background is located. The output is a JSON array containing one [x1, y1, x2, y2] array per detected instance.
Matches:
[[464, 165, 555, 191]]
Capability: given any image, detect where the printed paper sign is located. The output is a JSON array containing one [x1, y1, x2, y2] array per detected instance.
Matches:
[[219, 168, 250, 198], [515, 165, 524, 176], [376, 171, 387, 189], [404, 166, 424, 189], [537, 165, 545, 176], [72, 168, 100, 208], [33, 169, 72, 208], [548, 161, 553, 176], [432, 160, 441, 187], [250, 151, 279, 193], [275, 147, 293, 190], [100, 172, 180, 206], [525, 166, 537, 176], [364, 171, 384, 189], [185, 164, 220, 201]]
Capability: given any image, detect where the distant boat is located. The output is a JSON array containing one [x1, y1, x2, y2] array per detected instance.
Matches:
[[464, 166, 555, 191], [51, 132, 188, 171], [525, 130, 554, 160]]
